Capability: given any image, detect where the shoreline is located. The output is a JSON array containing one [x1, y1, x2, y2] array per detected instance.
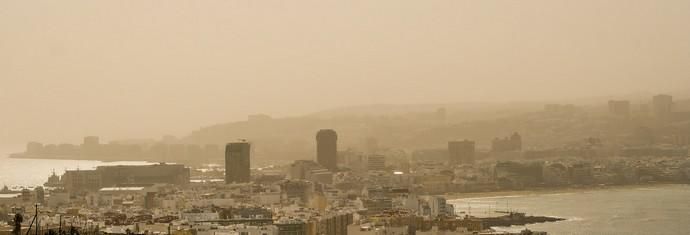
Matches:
[[8, 153, 161, 163], [8, 152, 114, 162], [443, 183, 687, 200]]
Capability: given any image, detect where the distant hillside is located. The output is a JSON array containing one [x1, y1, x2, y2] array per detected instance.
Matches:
[[182, 93, 690, 161], [306, 102, 544, 120]]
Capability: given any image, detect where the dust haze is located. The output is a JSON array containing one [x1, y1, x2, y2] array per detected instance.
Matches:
[[3, 2, 690, 234], [2, 0, 689, 146]]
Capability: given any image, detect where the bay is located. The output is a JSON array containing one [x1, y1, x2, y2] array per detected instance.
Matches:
[[449, 184, 690, 235], [0, 147, 155, 188]]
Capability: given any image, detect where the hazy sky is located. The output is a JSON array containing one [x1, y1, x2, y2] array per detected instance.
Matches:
[[1, 0, 689, 146]]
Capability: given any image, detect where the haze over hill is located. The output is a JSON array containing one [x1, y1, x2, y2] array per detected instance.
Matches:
[[177, 94, 690, 161], [2, 0, 690, 148], [4, 2, 690, 235]]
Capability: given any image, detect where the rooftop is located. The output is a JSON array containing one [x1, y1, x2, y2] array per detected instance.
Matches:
[[99, 187, 146, 192]]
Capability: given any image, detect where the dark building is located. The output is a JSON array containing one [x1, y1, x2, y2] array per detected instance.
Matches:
[[317, 212, 353, 235], [362, 198, 393, 215], [367, 155, 386, 171], [275, 222, 308, 235], [97, 163, 190, 187], [144, 192, 156, 209], [448, 140, 475, 165], [220, 206, 273, 220], [288, 160, 323, 180], [35, 186, 45, 204], [491, 133, 522, 152], [225, 142, 251, 183], [316, 129, 338, 170], [61, 169, 102, 193], [281, 180, 314, 203]]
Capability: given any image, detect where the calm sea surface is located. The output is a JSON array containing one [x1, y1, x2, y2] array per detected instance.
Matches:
[[0, 148, 154, 188], [449, 184, 690, 235]]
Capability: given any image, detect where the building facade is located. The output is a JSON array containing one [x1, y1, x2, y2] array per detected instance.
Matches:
[[226, 142, 251, 183], [316, 129, 338, 171]]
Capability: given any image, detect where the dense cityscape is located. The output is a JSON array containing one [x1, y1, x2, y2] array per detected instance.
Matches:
[[3, 1, 690, 234], [2, 94, 690, 235]]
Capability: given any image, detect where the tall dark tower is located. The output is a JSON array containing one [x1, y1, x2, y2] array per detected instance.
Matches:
[[225, 142, 251, 183], [316, 129, 338, 170], [448, 140, 475, 165]]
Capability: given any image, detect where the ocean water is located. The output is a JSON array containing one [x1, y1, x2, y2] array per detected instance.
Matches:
[[449, 184, 690, 235], [0, 148, 155, 188]]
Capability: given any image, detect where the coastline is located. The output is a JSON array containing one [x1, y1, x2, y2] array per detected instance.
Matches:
[[443, 183, 687, 200], [8, 152, 144, 163]]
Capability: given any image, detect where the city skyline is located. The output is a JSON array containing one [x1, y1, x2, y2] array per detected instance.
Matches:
[[2, 1, 690, 234]]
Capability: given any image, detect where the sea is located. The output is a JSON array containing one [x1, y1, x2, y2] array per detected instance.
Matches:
[[449, 185, 690, 234], [0, 147, 155, 188], [2, 148, 690, 234]]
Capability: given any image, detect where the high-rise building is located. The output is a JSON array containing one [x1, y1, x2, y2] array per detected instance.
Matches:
[[144, 192, 156, 209], [316, 129, 338, 170], [608, 100, 631, 117], [35, 186, 45, 204], [367, 155, 386, 171], [429, 196, 450, 218], [448, 140, 475, 165], [652, 94, 673, 118], [225, 142, 251, 183]]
